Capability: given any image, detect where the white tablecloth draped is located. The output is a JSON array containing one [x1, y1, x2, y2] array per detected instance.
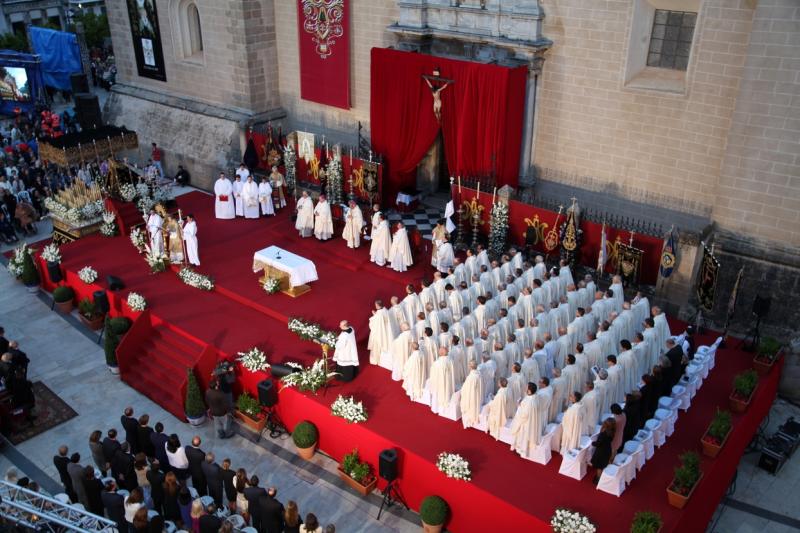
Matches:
[[252, 246, 318, 287]]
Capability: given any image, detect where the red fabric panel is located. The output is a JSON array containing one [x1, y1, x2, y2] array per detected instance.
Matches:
[[297, 0, 350, 109], [246, 132, 269, 171]]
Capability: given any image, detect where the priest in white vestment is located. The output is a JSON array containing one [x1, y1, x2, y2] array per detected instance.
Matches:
[[402, 343, 427, 400], [369, 215, 392, 266], [460, 362, 483, 429], [617, 340, 638, 395], [213, 173, 235, 219], [610, 275, 624, 313], [653, 306, 672, 353], [390, 324, 414, 381], [295, 191, 314, 237], [232, 175, 244, 217], [258, 178, 274, 216], [342, 201, 364, 248], [313, 195, 334, 240], [449, 339, 467, 387], [368, 301, 393, 365], [506, 363, 526, 408], [561, 355, 583, 399], [146, 209, 164, 255], [242, 176, 260, 219], [478, 353, 497, 403], [606, 355, 624, 406], [389, 223, 413, 272], [429, 347, 455, 414], [510, 383, 538, 455], [487, 378, 511, 440], [333, 321, 359, 381], [581, 381, 601, 434], [548, 368, 568, 422], [595, 370, 613, 416], [182, 215, 200, 266], [521, 350, 541, 385], [436, 236, 455, 273], [368, 204, 381, 240], [559, 392, 586, 454]]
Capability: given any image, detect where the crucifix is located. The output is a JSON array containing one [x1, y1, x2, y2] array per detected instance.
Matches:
[[423, 68, 454, 122]]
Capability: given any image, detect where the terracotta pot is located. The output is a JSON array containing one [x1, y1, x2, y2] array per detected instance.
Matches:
[[79, 313, 105, 331], [729, 387, 756, 414], [666, 471, 703, 509], [422, 521, 443, 533], [753, 353, 781, 376], [337, 468, 377, 496], [701, 427, 731, 458], [55, 300, 74, 314], [186, 413, 206, 426], [296, 443, 317, 460], [235, 409, 267, 433]]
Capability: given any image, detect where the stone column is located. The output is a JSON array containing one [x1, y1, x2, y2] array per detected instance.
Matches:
[[518, 53, 545, 186]]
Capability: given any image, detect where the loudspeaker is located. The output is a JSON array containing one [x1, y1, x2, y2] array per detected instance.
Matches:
[[74, 93, 103, 130], [378, 448, 398, 482], [93, 290, 109, 314], [270, 363, 300, 379], [257, 379, 277, 407], [69, 73, 90, 95], [753, 296, 771, 318], [46, 261, 63, 283], [107, 275, 125, 291]]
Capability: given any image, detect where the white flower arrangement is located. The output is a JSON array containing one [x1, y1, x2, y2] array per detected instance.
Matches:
[[153, 185, 171, 204], [177, 267, 214, 291], [288, 318, 337, 346], [436, 452, 471, 481], [130, 227, 147, 253], [144, 244, 169, 273], [281, 358, 338, 394], [135, 182, 150, 199], [7, 243, 34, 278], [100, 210, 117, 237], [236, 347, 270, 373], [488, 201, 510, 258], [120, 183, 137, 202], [44, 198, 104, 224], [41, 243, 62, 263], [127, 292, 147, 312], [78, 266, 98, 284], [330, 395, 368, 424], [550, 508, 596, 533], [80, 201, 103, 220], [137, 196, 155, 215], [263, 277, 281, 294]]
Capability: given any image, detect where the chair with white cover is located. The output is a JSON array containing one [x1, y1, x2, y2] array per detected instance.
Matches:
[[596, 464, 626, 496], [147, 510, 159, 520], [682, 373, 699, 399], [188, 486, 199, 499], [549, 422, 563, 452], [413, 381, 432, 407], [474, 403, 490, 432], [199, 495, 215, 508], [498, 419, 515, 445], [70, 503, 85, 511], [164, 521, 177, 533], [613, 452, 636, 484], [685, 364, 703, 396], [644, 418, 666, 447], [117, 489, 130, 499], [438, 391, 462, 421], [558, 435, 593, 480], [54, 493, 71, 504], [240, 528, 258, 533], [659, 395, 680, 412], [654, 408, 675, 437], [528, 423, 559, 465], [623, 440, 646, 471], [224, 515, 245, 529], [378, 350, 393, 372], [634, 429, 655, 459], [671, 384, 690, 410]]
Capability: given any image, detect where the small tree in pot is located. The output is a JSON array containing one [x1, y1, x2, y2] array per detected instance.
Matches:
[[420, 495, 449, 533], [20, 249, 40, 292], [292, 420, 318, 460], [53, 286, 75, 313], [701, 410, 733, 458], [667, 451, 702, 509], [729, 370, 758, 413], [103, 316, 131, 374], [630, 511, 662, 533], [185, 368, 206, 426], [78, 298, 105, 330]]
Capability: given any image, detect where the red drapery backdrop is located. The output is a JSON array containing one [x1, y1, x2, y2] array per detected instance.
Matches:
[[297, 0, 350, 109], [370, 48, 527, 201]]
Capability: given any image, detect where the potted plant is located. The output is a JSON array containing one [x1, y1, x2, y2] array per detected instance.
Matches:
[[52, 285, 75, 313], [630, 511, 662, 533], [234, 392, 266, 433], [185, 368, 207, 426], [78, 298, 105, 330], [420, 495, 449, 533], [41, 243, 62, 283], [753, 337, 782, 376], [729, 370, 758, 413], [103, 316, 131, 374], [338, 448, 377, 496], [701, 410, 733, 458], [292, 420, 318, 460], [20, 248, 40, 292], [666, 451, 702, 509]]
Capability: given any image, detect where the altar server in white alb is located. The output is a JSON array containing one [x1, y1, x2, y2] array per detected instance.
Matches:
[[146, 208, 164, 255], [389, 222, 413, 272], [183, 214, 200, 266], [232, 174, 244, 217], [242, 175, 260, 219], [313, 194, 334, 240], [342, 200, 364, 248], [368, 203, 382, 241], [436, 235, 455, 273], [213, 173, 235, 219], [258, 177, 274, 216], [334, 320, 359, 382], [295, 191, 314, 237], [369, 213, 392, 266]]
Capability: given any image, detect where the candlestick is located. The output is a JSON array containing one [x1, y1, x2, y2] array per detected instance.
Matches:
[[492, 186, 497, 205], [369, 150, 373, 162], [458, 175, 461, 193]]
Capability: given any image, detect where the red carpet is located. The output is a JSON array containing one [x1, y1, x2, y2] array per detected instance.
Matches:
[[52, 192, 779, 532]]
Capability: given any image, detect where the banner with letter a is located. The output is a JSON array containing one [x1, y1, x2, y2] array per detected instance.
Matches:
[[297, 0, 350, 109]]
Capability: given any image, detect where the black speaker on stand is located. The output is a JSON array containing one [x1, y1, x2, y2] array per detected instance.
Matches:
[[107, 275, 125, 291], [377, 448, 408, 520], [256, 379, 285, 440], [74, 93, 103, 130], [741, 295, 771, 352], [93, 290, 110, 344]]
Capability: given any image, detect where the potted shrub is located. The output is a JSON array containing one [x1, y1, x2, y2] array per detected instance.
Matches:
[[753, 337, 782, 376], [20, 249, 40, 292], [185, 368, 207, 426], [52, 286, 75, 313], [78, 298, 105, 330], [701, 410, 733, 458], [729, 370, 758, 413], [338, 448, 377, 496], [103, 316, 131, 374], [234, 392, 266, 433], [630, 511, 662, 533], [292, 420, 318, 460], [420, 495, 449, 533], [666, 451, 702, 509]]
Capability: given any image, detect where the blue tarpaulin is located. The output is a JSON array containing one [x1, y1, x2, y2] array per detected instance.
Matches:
[[29, 27, 82, 91]]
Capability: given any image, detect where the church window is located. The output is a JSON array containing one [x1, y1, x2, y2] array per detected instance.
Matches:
[[646, 10, 696, 71], [187, 3, 203, 56]]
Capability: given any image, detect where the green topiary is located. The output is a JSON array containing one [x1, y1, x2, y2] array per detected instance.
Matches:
[[185, 368, 206, 419], [672, 451, 701, 494], [109, 317, 132, 335], [733, 370, 758, 398], [420, 495, 449, 526], [292, 420, 318, 448], [53, 285, 75, 303], [103, 316, 131, 367], [758, 337, 781, 360], [236, 392, 261, 418], [630, 511, 662, 533], [20, 251, 39, 286]]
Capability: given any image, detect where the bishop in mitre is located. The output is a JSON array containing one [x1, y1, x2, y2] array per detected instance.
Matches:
[[460, 361, 483, 429], [164, 213, 184, 263], [429, 347, 455, 414], [213, 173, 235, 219], [146, 208, 164, 256], [342, 200, 364, 248], [295, 191, 314, 238], [369, 213, 391, 266], [183, 214, 200, 266], [487, 378, 511, 440], [258, 177, 274, 216], [402, 342, 427, 400], [333, 320, 359, 382], [367, 300, 393, 365], [389, 222, 413, 272], [242, 175, 260, 219], [559, 392, 586, 454], [313, 194, 333, 240]]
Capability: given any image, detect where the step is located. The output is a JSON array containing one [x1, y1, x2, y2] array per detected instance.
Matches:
[[152, 325, 204, 354], [126, 353, 185, 389], [123, 367, 185, 420], [139, 337, 198, 368]]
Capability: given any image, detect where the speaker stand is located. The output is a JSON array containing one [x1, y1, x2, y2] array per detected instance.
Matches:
[[377, 479, 409, 521], [738, 315, 762, 352], [96, 327, 105, 345], [256, 407, 286, 445]]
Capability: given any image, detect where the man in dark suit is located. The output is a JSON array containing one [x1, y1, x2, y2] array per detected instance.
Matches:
[[102, 429, 121, 466], [147, 459, 165, 514], [53, 445, 77, 502], [664, 338, 685, 388], [185, 436, 207, 496], [0, 327, 8, 355], [243, 475, 267, 530], [120, 407, 139, 454], [220, 458, 237, 513], [256, 487, 285, 533], [150, 422, 170, 472], [198, 503, 222, 533], [111, 442, 137, 490], [201, 452, 223, 507], [100, 480, 126, 532]]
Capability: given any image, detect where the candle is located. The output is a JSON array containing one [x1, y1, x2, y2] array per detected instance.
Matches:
[[457, 175, 461, 193], [349, 148, 353, 166], [492, 186, 497, 205], [476, 181, 480, 197]]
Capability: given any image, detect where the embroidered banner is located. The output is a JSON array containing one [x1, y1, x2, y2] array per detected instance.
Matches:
[[297, 0, 350, 109], [125, 0, 167, 82]]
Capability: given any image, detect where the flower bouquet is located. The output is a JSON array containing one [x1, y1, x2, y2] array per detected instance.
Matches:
[[177, 267, 214, 291], [436, 452, 471, 481], [100, 210, 117, 237], [281, 358, 338, 394], [8, 243, 35, 278], [127, 292, 147, 312], [130, 227, 147, 253], [144, 245, 169, 273], [120, 183, 137, 202], [41, 243, 62, 264], [263, 277, 281, 294], [550, 508, 597, 533], [236, 347, 270, 373], [288, 317, 338, 346], [78, 266, 98, 284], [331, 395, 368, 424]]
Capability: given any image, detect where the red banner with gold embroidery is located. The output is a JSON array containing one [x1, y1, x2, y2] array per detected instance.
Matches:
[[297, 0, 350, 109]]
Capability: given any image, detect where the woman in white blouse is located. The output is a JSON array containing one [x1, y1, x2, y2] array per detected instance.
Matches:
[[165, 434, 189, 481]]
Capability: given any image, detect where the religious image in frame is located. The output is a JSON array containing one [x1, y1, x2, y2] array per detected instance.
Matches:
[[125, 0, 167, 82]]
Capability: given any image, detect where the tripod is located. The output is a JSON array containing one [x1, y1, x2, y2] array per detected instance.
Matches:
[[256, 407, 286, 444], [377, 479, 409, 520], [739, 314, 762, 352]]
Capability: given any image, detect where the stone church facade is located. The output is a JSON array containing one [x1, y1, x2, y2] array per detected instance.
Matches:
[[105, 1, 799, 346]]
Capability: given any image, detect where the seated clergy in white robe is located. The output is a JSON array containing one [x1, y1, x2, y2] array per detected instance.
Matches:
[[402, 343, 427, 400], [182, 215, 200, 266], [342, 201, 364, 248], [510, 383, 543, 456], [242, 176, 260, 219], [367, 300, 393, 365], [460, 361, 483, 429], [429, 347, 456, 414], [389, 223, 413, 272], [436, 237, 455, 272], [213, 174, 235, 219], [390, 324, 414, 381], [313, 195, 334, 240], [258, 178, 274, 216], [295, 191, 314, 237], [232, 176, 244, 217], [559, 392, 586, 454], [369, 216, 391, 266], [487, 379, 511, 440], [449, 340, 467, 388]]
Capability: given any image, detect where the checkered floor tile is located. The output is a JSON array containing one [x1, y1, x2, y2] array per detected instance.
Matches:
[[388, 206, 443, 238]]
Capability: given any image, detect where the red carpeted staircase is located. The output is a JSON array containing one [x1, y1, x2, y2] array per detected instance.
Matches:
[[105, 198, 144, 236]]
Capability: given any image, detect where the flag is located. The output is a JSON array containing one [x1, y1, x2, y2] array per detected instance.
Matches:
[[597, 222, 608, 272], [727, 267, 744, 320], [659, 228, 677, 279], [444, 200, 456, 233]]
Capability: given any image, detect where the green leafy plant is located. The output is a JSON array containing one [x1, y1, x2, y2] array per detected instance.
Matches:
[[420, 495, 449, 526], [292, 420, 318, 449], [671, 451, 701, 495], [341, 448, 372, 484], [103, 316, 131, 367], [757, 337, 781, 361], [185, 368, 206, 419], [706, 410, 732, 443], [236, 392, 261, 419], [52, 286, 74, 303], [733, 370, 758, 399], [78, 298, 101, 319], [20, 250, 40, 286], [630, 511, 662, 533]]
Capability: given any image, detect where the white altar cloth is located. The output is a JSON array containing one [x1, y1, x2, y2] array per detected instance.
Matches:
[[252, 246, 318, 288]]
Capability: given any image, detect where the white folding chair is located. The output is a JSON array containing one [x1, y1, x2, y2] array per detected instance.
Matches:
[[613, 452, 636, 484], [528, 423, 558, 465], [654, 408, 675, 437], [596, 464, 625, 496], [549, 422, 563, 452], [439, 391, 462, 421], [671, 384, 689, 410], [241, 528, 258, 533], [147, 510, 159, 519], [634, 429, 655, 460], [659, 396, 680, 411], [54, 493, 71, 504], [644, 418, 666, 447], [623, 440, 646, 471], [558, 435, 592, 480], [164, 521, 177, 533], [498, 419, 515, 445], [199, 495, 215, 508], [474, 403, 490, 432], [225, 515, 245, 529]]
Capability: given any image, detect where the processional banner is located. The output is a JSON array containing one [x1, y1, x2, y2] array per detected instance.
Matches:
[[125, 0, 167, 82], [297, 0, 350, 109], [696, 242, 720, 312]]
